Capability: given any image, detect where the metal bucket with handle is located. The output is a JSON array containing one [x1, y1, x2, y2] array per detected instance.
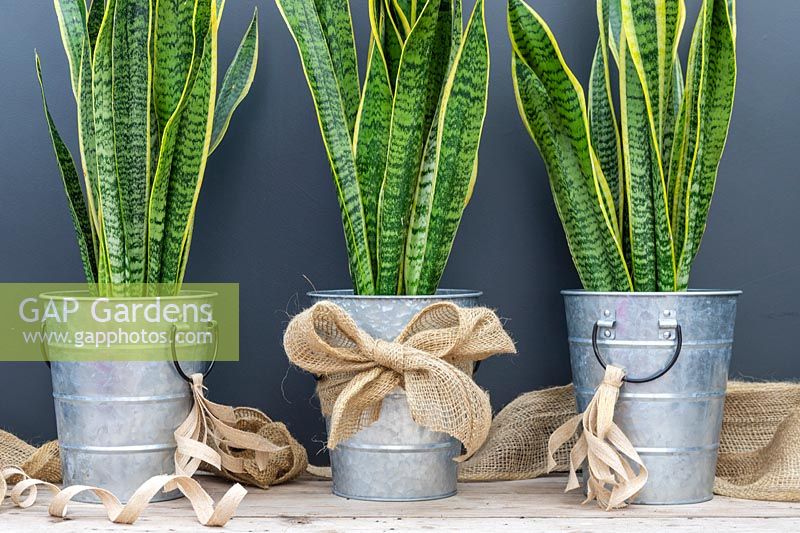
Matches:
[[42, 291, 217, 503], [563, 290, 740, 504]]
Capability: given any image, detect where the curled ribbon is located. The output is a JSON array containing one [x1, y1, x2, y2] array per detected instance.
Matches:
[[1, 373, 314, 527], [547, 365, 648, 509], [1, 466, 245, 526], [283, 301, 516, 460]]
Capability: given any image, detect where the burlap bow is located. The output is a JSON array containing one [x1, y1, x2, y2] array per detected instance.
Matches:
[[547, 366, 647, 509], [283, 301, 516, 460]]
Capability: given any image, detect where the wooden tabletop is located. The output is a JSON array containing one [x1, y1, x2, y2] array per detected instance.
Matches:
[[1, 474, 798, 532]]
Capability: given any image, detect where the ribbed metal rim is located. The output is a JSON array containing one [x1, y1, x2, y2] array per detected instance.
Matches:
[[307, 289, 483, 299], [38, 290, 219, 301], [561, 289, 742, 297]]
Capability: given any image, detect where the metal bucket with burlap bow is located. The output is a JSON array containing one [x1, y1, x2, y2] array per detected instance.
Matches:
[[283, 301, 516, 461]]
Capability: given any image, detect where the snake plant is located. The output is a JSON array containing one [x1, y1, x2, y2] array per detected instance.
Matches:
[[37, 0, 258, 296], [276, 0, 490, 295], [509, 0, 736, 291]]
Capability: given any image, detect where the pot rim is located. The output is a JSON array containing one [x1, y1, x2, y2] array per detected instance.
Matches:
[[38, 289, 219, 301], [307, 289, 483, 300], [561, 289, 742, 297]]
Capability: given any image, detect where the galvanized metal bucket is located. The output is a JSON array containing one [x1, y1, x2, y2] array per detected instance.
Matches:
[[42, 291, 215, 503], [309, 289, 481, 501], [563, 290, 740, 504]]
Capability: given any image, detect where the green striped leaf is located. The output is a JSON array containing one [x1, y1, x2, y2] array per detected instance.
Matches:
[[668, 3, 704, 268], [276, 0, 375, 294], [675, 0, 736, 289], [36, 55, 97, 284], [728, 0, 736, 39], [177, 217, 195, 287], [621, 0, 685, 159], [400, 0, 463, 294], [621, 0, 659, 100], [78, 18, 101, 245], [606, 0, 623, 63], [509, 0, 631, 292], [153, 0, 194, 134], [82, 0, 104, 254], [368, 0, 410, 91], [88, 0, 105, 53], [112, 0, 151, 284], [148, 0, 214, 285], [53, 0, 87, 98], [353, 31, 393, 279], [410, 0, 489, 295], [589, 40, 622, 235], [590, 0, 623, 232], [148, 0, 160, 183], [394, 0, 413, 20], [403, 115, 440, 294], [61, 0, 103, 264], [150, 76, 161, 185], [380, 0, 404, 89], [314, 0, 360, 135], [659, 0, 684, 149], [661, 59, 683, 179], [156, 0, 216, 285], [376, 0, 453, 294], [391, 0, 413, 36], [620, 32, 671, 291], [449, 0, 462, 61], [97, 217, 110, 285], [620, 0, 676, 291], [210, 8, 258, 154], [93, 0, 128, 285]]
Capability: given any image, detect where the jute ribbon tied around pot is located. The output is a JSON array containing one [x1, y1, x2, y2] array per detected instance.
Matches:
[[546, 366, 647, 509], [283, 301, 516, 459]]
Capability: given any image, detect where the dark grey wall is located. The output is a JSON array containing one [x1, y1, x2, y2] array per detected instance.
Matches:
[[1, 1, 798, 456]]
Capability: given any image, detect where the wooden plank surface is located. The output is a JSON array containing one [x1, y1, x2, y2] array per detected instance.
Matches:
[[1, 475, 798, 532]]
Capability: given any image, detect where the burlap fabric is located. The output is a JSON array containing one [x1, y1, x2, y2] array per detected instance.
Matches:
[[459, 385, 576, 480], [283, 301, 516, 459], [173, 374, 307, 489], [204, 406, 308, 488], [459, 380, 800, 502], [0, 430, 60, 483], [715, 381, 800, 501]]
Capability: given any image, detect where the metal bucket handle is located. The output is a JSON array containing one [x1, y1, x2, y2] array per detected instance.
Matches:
[[41, 319, 51, 368], [171, 321, 218, 383], [591, 321, 683, 384]]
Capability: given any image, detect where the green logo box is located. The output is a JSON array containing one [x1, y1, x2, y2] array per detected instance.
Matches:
[[2, 283, 239, 362]]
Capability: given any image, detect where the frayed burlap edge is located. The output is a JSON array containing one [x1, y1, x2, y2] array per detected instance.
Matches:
[[0, 429, 61, 483], [459, 381, 800, 502], [714, 381, 800, 501], [458, 385, 575, 481]]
